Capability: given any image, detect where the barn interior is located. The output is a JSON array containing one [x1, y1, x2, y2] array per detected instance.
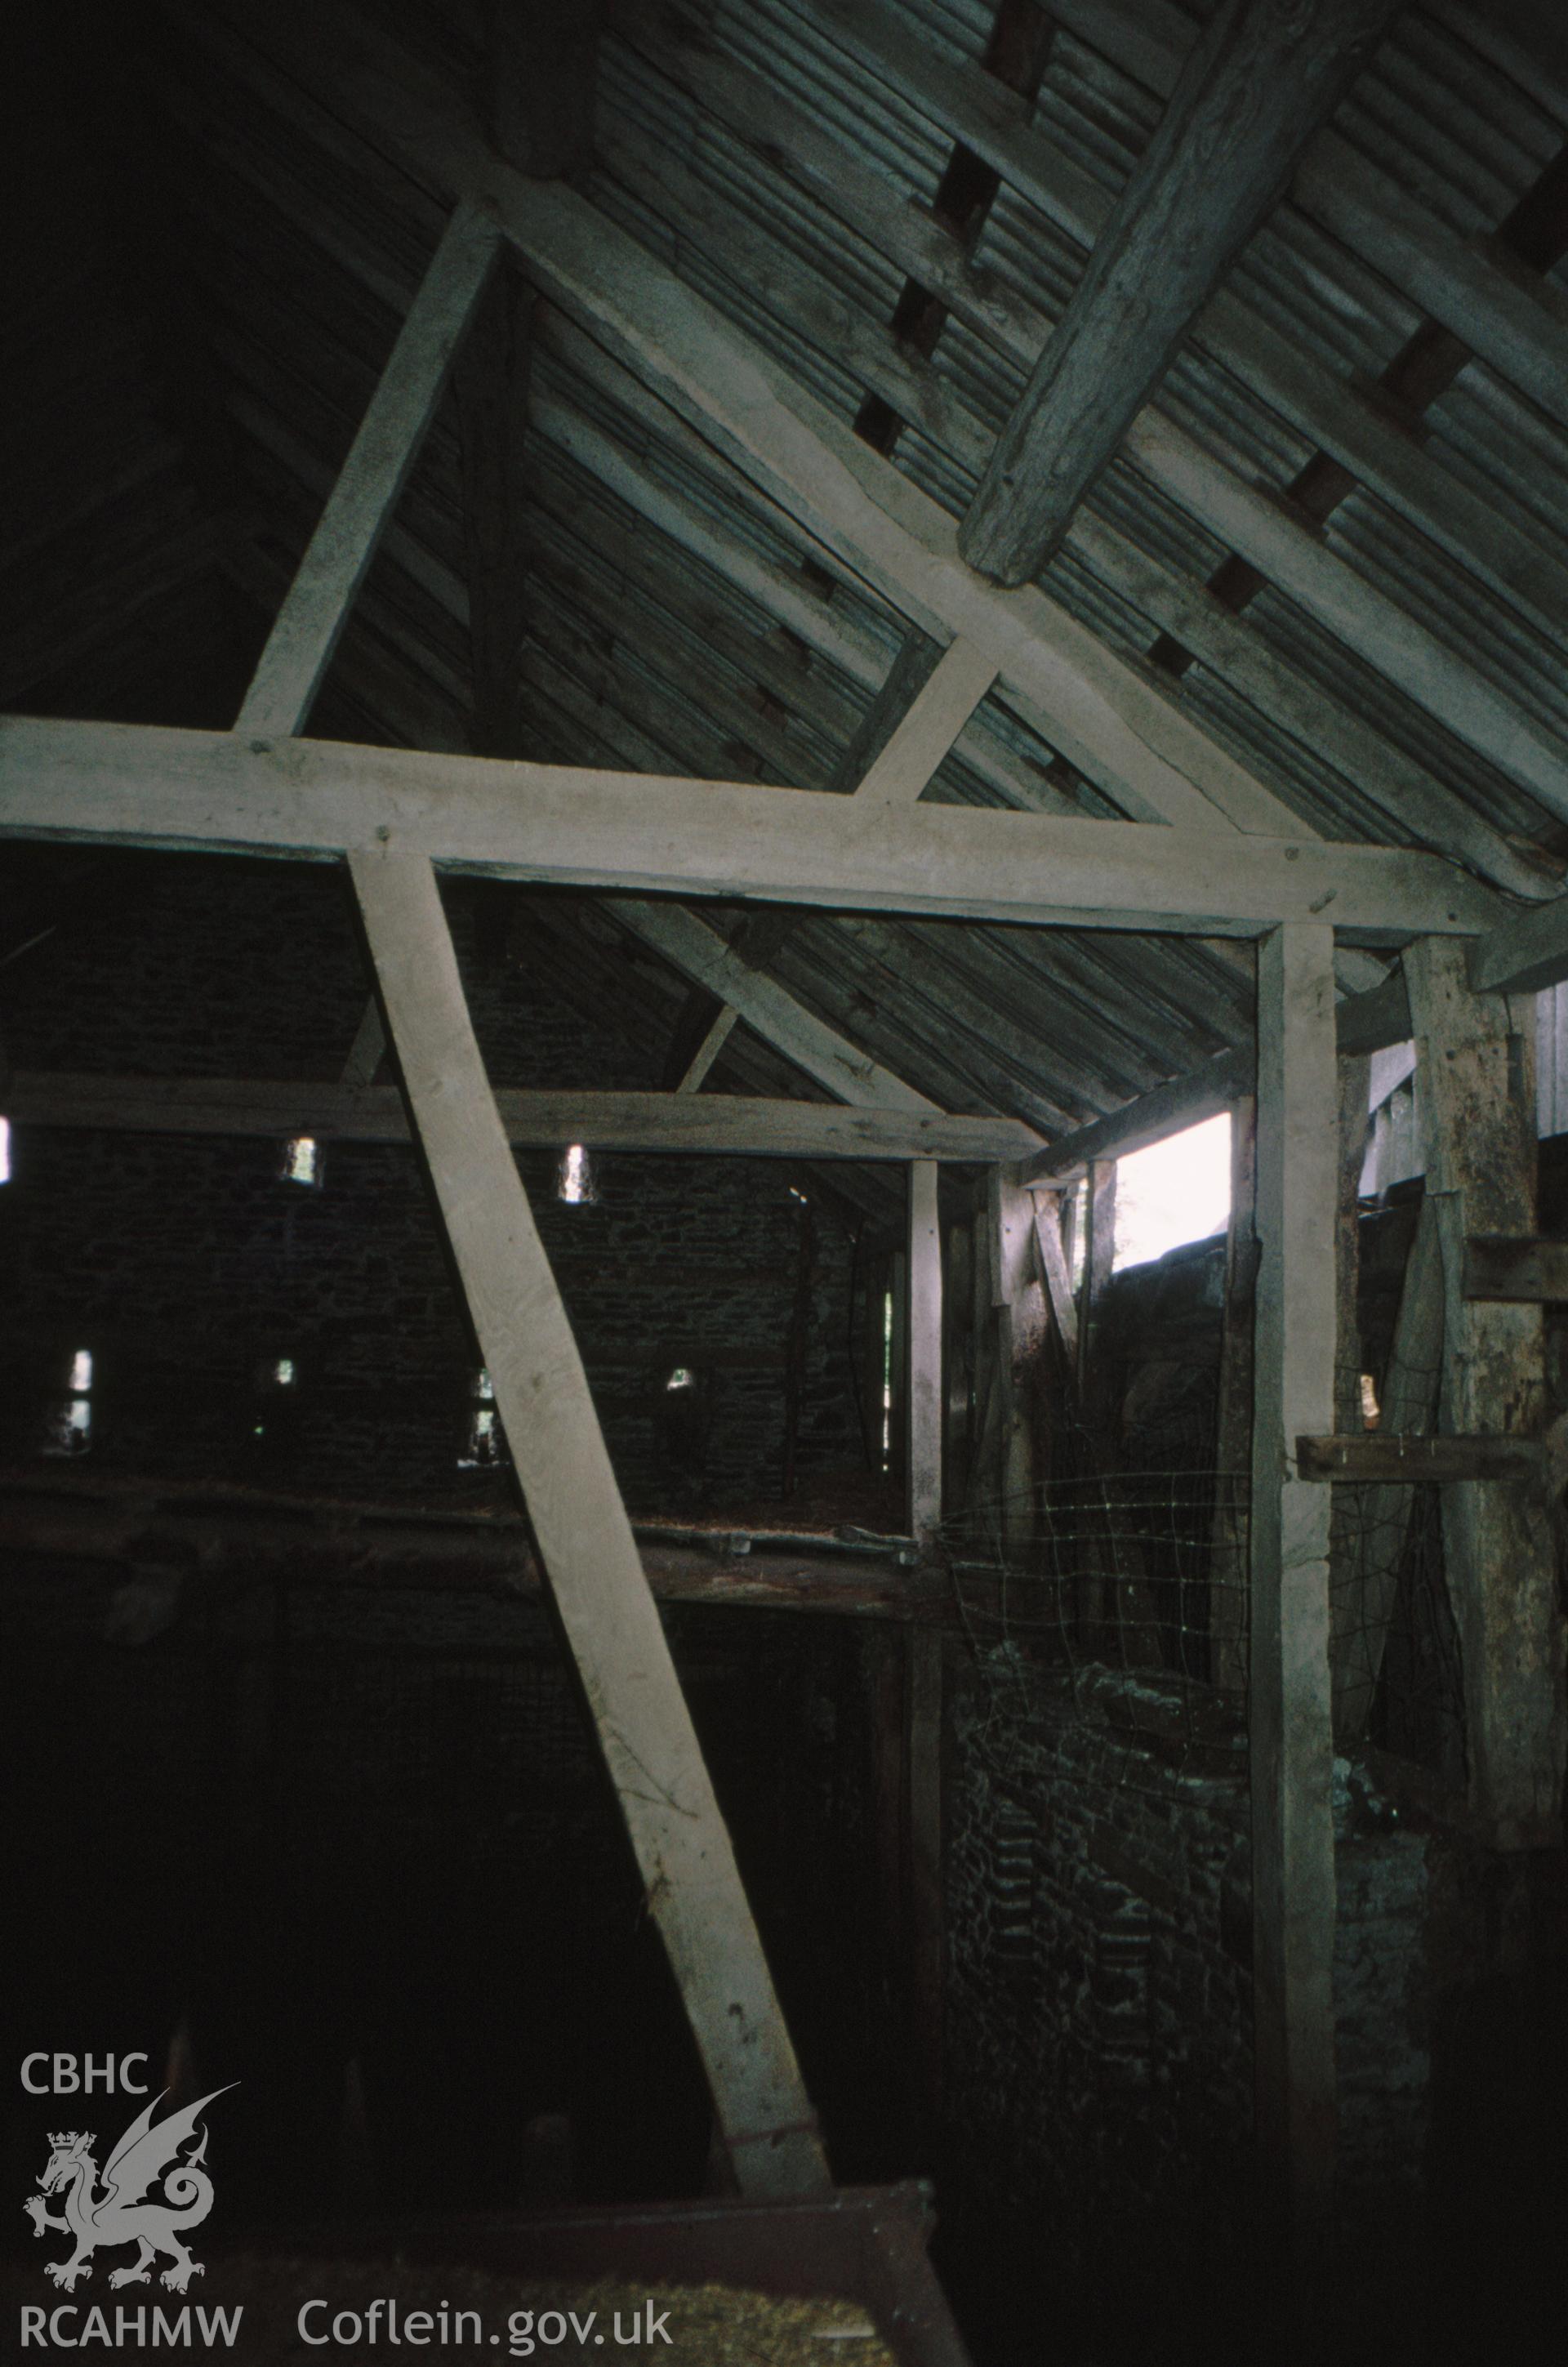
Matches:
[[3, 2, 1567, 2361]]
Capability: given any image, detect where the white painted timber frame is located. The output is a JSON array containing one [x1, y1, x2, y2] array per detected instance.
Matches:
[[0, 716, 1502, 939], [218, 198, 832, 2195], [1250, 923, 1339, 2289], [352, 850, 830, 2192], [3, 1073, 1039, 1163]]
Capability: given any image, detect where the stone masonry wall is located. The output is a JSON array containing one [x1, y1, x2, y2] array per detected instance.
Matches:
[[0, 852, 867, 1511], [938, 1645, 1443, 2365]]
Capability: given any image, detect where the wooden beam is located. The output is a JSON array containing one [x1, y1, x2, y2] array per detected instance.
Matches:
[[452, 250, 533, 759], [0, 718, 1501, 939], [352, 848, 829, 2195], [1298, 1433, 1543, 1483], [1463, 1235, 1568, 1304], [1044, 0, 1568, 436], [1469, 891, 1568, 999], [234, 204, 500, 738], [606, 902, 940, 1111], [1031, 1194, 1079, 1362], [674, 1005, 741, 1094], [795, 0, 1568, 662], [1076, 1157, 1116, 1395], [1250, 921, 1338, 2298], [2, 1072, 1038, 1162], [853, 637, 998, 805], [597, 0, 1566, 812], [1405, 937, 1565, 1848], [958, 0, 1394, 582], [906, 1160, 943, 1543], [1330, 1197, 1444, 1747]]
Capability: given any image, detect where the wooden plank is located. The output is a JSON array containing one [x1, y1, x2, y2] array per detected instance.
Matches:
[[1299, 1433, 1542, 1482], [350, 848, 829, 2195], [2, 1072, 1040, 1162], [234, 203, 500, 738], [1405, 937, 1565, 1848], [1125, 413, 1568, 823], [1464, 1235, 1568, 1304], [452, 251, 532, 760], [0, 717, 1502, 939], [959, 0, 1394, 582], [1076, 1157, 1116, 1395], [906, 1159, 943, 1544], [1031, 1193, 1079, 1362], [1210, 1093, 1256, 1696], [989, 1164, 1045, 1551], [1330, 1197, 1444, 1745], [853, 637, 998, 805], [1250, 920, 1339, 2294], [1293, 136, 1568, 435]]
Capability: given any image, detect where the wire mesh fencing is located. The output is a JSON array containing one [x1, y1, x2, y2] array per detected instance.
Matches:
[[941, 1459, 1468, 1795], [937, 1467, 1250, 1792]]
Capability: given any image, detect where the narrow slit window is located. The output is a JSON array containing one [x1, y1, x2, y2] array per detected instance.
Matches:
[[459, 1367, 506, 1468], [0, 1115, 11, 1184], [557, 1143, 595, 1204], [282, 1135, 322, 1187], [880, 1288, 893, 1474], [44, 1347, 94, 1456]]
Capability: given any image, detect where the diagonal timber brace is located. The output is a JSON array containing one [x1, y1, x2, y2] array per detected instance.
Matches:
[[220, 198, 831, 2195], [352, 850, 830, 2193]]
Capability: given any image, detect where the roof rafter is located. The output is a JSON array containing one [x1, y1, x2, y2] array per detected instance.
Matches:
[[957, 0, 1399, 583]]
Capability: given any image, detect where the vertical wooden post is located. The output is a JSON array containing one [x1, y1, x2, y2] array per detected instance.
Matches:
[[1404, 938, 1565, 1848], [352, 849, 829, 2198], [1076, 1157, 1117, 1397], [1250, 922, 1339, 2302], [990, 1164, 1045, 1549], [907, 1159, 942, 1545], [889, 1246, 909, 1502], [1211, 1094, 1256, 1694]]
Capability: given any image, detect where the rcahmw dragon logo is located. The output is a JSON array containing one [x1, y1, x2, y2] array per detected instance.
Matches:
[[24, 2088, 234, 2293]]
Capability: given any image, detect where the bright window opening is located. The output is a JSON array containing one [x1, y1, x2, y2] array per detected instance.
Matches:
[[460, 1368, 506, 1468], [880, 1287, 893, 1473], [1113, 1112, 1232, 1273], [283, 1135, 322, 1187], [0, 1116, 11, 1184], [666, 1366, 696, 1392], [1361, 1372, 1382, 1429], [44, 1347, 94, 1457], [272, 1358, 296, 1388], [558, 1143, 595, 1205]]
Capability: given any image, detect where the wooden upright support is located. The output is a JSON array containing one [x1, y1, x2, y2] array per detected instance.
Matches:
[[230, 200, 830, 2195], [906, 1159, 943, 1545], [989, 1164, 1045, 1549], [1404, 938, 1566, 1848], [353, 851, 829, 2195], [1250, 923, 1339, 2299]]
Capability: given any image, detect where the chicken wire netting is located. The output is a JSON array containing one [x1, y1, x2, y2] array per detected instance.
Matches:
[[938, 1457, 1467, 1794]]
